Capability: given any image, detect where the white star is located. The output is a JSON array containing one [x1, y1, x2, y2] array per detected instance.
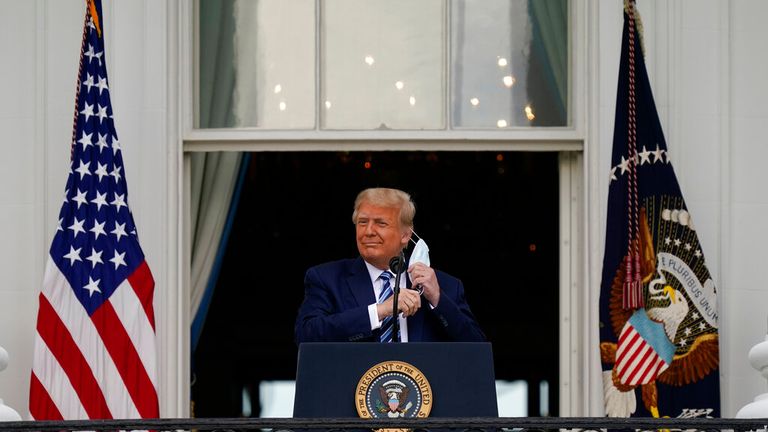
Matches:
[[62, 246, 83, 265], [84, 44, 103, 65], [111, 221, 128, 241], [72, 188, 88, 209], [695, 249, 702, 258], [110, 165, 122, 183], [84, 44, 96, 62], [96, 133, 109, 153], [699, 322, 706, 331], [90, 219, 107, 240], [94, 162, 109, 182], [692, 312, 700, 320], [91, 191, 108, 210], [68, 217, 86, 238], [665, 149, 672, 164], [80, 102, 95, 122], [110, 249, 127, 270], [83, 276, 102, 297], [57, 218, 63, 232], [74, 160, 91, 180], [609, 166, 618, 181], [618, 156, 631, 175], [111, 193, 127, 212], [638, 146, 652, 165], [684, 327, 692, 336], [96, 75, 109, 95], [679, 338, 687, 347], [77, 131, 93, 150], [112, 137, 121, 155], [86, 17, 96, 31], [96, 104, 109, 123], [63, 188, 69, 204], [684, 243, 692, 251], [664, 237, 671, 245], [86, 248, 104, 268], [673, 239, 682, 247], [652, 145, 665, 163], [82, 73, 95, 93]]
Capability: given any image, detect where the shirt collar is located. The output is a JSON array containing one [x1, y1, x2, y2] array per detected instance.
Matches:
[[363, 260, 387, 286]]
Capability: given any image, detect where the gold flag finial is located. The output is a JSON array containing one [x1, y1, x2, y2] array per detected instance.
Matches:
[[86, 0, 102, 37], [623, 0, 646, 57]]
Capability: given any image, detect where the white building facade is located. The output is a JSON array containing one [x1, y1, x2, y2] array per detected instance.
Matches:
[[0, 0, 766, 418]]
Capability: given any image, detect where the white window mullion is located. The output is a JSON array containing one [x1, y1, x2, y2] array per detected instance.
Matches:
[[315, 0, 321, 131], [444, 0, 451, 131]]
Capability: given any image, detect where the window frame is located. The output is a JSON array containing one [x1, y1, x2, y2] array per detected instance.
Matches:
[[184, 0, 583, 148], [179, 0, 594, 416]]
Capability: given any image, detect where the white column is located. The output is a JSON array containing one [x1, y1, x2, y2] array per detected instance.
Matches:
[[736, 321, 768, 419], [0, 346, 22, 421]]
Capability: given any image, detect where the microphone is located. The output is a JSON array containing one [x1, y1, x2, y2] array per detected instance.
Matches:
[[388, 255, 405, 275], [388, 254, 406, 343]]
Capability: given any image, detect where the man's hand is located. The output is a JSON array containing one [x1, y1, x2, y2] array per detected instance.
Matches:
[[408, 262, 440, 306], [376, 288, 422, 319]]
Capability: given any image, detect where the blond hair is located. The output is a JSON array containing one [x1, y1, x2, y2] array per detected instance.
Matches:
[[352, 188, 415, 228]]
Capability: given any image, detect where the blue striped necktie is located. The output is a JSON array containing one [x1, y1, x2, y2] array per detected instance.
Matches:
[[378, 271, 396, 343]]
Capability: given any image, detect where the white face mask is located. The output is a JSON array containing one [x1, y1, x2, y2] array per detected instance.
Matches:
[[408, 238, 430, 268]]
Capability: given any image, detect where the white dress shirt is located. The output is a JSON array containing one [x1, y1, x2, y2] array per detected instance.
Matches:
[[364, 260, 409, 342]]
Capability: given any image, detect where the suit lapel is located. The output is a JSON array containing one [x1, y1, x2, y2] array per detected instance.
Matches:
[[346, 257, 376, 307]]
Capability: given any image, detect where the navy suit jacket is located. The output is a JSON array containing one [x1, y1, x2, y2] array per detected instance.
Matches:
[[295, 257, 485, 343]]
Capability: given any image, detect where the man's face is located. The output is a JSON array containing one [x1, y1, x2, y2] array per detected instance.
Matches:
[[355, 202, 410, 270]]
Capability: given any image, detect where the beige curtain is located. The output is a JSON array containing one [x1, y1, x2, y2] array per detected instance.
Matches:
[[191, 0, 244, 347], [189, 152, 243, 324]]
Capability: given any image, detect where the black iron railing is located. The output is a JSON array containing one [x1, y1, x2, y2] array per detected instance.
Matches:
[[0, 417, 767, 432]]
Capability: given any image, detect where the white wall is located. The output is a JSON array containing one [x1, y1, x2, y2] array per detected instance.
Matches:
[[724, 0, 768, 415], [0, 0, 766, 420]]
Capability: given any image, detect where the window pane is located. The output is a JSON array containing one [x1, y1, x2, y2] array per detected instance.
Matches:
[[322, 0, 444, 130], [451, 0, 568, 128], [198, 0, 315, 128]]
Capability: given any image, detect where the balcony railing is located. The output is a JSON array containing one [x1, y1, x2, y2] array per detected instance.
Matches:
[[0, 417, 767, 432]]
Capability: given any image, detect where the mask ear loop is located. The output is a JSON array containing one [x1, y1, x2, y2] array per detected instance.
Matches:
[[407, 229, 426, 295], [409, 228, 422, 246]]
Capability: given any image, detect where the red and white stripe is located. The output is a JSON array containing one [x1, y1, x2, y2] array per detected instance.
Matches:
[[615, 323, 669, 386], [29, 257, 158, 420]]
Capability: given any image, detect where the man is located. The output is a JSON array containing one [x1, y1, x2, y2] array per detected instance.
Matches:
[[295, 187, 485, 343]]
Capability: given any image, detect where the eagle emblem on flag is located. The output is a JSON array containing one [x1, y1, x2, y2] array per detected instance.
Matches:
[[601, 205, 719, 417]]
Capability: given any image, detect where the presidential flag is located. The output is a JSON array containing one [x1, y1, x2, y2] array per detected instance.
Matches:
[[599, 1, 720, 419], [29, 0, 159, 420]]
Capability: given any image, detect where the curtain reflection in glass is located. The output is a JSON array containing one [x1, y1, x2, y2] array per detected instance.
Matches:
[[451, 0, 567, 128], [199, 0, 315, 129]]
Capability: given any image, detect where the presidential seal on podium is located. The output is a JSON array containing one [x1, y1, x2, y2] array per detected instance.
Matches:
[[355, 360, 432, 431]]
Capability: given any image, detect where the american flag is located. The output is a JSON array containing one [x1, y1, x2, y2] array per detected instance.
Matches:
[[614, 310, 674, 387], [29, 0, 159, 420]]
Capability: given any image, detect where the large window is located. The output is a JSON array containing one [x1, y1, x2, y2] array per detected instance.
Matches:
[[188, 0, 583, 419], [197, 0, 569, 130]]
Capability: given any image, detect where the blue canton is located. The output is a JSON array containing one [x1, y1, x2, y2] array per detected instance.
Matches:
[[49, 14, 144, 317]]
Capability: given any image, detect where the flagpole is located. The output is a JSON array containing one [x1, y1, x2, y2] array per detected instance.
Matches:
[[69, 3, 91, 161]]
